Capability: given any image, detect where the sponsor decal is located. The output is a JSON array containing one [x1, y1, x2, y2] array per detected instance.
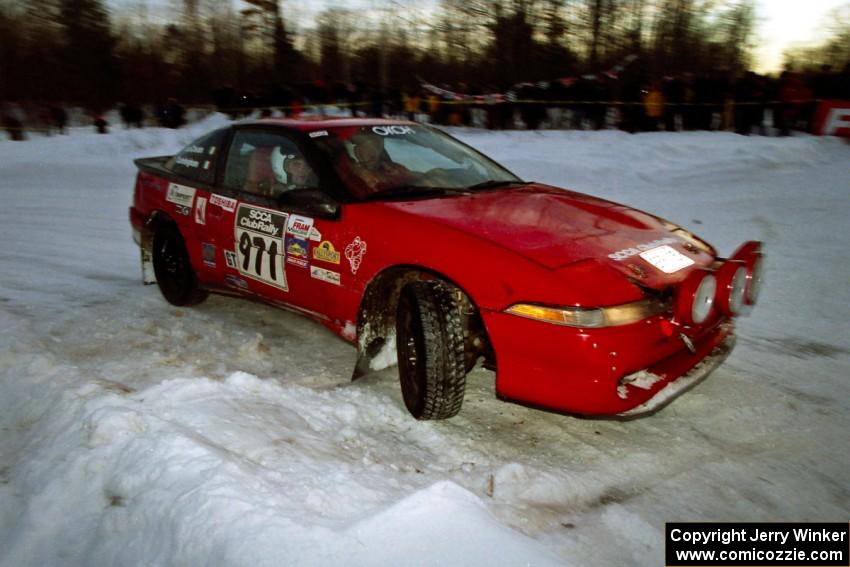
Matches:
[[210, 193, 237, 212], [287, 214, 314, 238], [310, 266, 341, 285], [183, 144, 205, 154], [344, 236, 367, 274], [203, 160, 211, 170], [176, 205, 191, 216], [814, 100, 850, 137], [313, 240, 341, 264], [202, 242, 216, 267], [234, 204, 289, 291], [308, 226, 322, 241], [309, 130, 329, 138], [194, 196, 207, 225], [237, 205, 285, 237], [371, 125, 415, 136], [224, 274, 248, 289], [166, 183, 196, 208], [286, 235, 310, 268], [209, 146, 216, 155], [608, 237, 679, 261], [639, 245, 694, 274], [175, 156, 200, 168], [224, 250, 237, 269]]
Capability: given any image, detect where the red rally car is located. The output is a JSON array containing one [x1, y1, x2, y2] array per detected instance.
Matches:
[[129, 117, 764, 420]]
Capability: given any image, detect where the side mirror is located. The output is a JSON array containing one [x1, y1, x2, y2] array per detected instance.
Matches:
[[276, 188, 341, 219]]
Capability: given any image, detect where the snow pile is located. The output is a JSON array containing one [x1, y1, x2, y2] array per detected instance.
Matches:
[[1, 124, 848, 566]]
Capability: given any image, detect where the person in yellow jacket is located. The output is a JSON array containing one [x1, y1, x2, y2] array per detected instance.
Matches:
[[403, 92, 420, 121], [642, 81, 665, 131]]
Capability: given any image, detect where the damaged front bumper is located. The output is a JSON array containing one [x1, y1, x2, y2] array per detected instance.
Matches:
[[617, 334, 736, 417]]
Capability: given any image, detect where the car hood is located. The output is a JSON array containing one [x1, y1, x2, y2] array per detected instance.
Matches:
[[381, 183, 711, 287]]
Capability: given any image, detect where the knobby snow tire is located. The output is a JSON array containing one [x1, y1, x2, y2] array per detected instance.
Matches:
[[152, 225, 208, 306], [396, 280, 467, 420]]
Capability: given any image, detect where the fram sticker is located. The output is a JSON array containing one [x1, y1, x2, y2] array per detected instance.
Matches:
[[287, 215, 314, 238], [224, 250, 237, 269], [202, 243, 216, 267], [195, 196, 207, 225], [210, 193, 237, 212], [344, 237, 367, 274], [310, 266, 340, 285], [166, 183, 196, 208], [313, 240, 340, 264]]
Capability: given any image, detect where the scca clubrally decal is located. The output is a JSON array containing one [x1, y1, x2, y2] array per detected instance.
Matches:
[[234, 204, 288, 291]]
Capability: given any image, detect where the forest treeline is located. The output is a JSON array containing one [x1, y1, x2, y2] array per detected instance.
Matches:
[[0, 0, 848, 110]]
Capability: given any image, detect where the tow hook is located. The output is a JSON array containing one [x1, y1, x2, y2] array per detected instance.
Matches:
[[679, 333, 696, 355]]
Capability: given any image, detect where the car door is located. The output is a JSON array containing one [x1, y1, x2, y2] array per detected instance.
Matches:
[[217, 128, 329, 314]]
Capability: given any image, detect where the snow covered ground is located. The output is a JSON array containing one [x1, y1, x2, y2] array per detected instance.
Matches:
[[0, 117, 848, 566]]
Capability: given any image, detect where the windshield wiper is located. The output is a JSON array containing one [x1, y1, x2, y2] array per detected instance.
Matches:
[[465, 180, 529, 191], [363, 185, 473, 201]]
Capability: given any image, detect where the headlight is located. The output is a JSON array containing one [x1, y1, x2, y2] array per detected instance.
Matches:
[[715, 260, 747, 315], [675, 269, 716, 325], [506, 298, 667, 328]]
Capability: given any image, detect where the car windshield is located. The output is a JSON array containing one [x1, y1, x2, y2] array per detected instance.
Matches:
[[310, 124, 524, 200]]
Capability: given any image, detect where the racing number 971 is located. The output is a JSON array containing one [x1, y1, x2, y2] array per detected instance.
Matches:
[[234, 205, 289, 291]]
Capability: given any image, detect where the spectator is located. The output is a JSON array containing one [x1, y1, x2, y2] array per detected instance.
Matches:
[[159, 98, 185, 129], [94, 114, 108, 134], [50, 105, 67, 134], [642, 81, 664, 131]]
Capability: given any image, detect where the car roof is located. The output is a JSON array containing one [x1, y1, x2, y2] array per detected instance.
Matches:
[[236, 116, 417, 132]]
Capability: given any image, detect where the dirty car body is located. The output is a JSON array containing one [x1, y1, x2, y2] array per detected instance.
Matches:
[[129, 117, 763, 420]]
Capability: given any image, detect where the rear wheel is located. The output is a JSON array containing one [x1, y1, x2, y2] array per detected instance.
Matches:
[[396, 280, 466, 420], [152, 225, 208, 306]]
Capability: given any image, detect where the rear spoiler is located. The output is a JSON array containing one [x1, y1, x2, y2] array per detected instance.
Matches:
[[134, 156, 172, 176]]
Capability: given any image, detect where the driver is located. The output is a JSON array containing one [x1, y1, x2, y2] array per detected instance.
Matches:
[[349, 133, 414, 189], [283, 154, 317, 189]]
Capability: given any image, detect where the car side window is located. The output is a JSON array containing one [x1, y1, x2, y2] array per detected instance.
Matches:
[[165, 128, 227, 184], [223, 130, 318, 198]]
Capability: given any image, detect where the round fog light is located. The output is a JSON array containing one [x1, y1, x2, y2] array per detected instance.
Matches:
[[675, 269, 717, 326], [746, 254, 764, 305], [692, 274, 716, 324]]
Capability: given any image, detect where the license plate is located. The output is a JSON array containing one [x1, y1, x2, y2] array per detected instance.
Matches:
[[639, 245, 694, 273]]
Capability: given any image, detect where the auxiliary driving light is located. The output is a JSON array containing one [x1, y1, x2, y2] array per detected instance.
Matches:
[[729, 241, 764, 306], [675, 269, 716, 325], [715, 260, 748, 315]]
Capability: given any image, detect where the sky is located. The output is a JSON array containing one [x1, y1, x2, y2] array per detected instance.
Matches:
[[755, 0, 848, 73]]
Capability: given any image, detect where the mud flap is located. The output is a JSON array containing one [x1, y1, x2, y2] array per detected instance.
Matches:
[[351, 336, 387, 380], [141, 245, 156, 285]]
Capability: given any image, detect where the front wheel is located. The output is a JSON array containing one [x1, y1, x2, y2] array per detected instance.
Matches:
[[396, 280, 467, 420], [152, 225, 208, 306]]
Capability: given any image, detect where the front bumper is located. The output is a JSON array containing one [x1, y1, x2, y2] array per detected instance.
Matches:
[[616, 334, 735, 416], [481, 309, 735, 415]]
